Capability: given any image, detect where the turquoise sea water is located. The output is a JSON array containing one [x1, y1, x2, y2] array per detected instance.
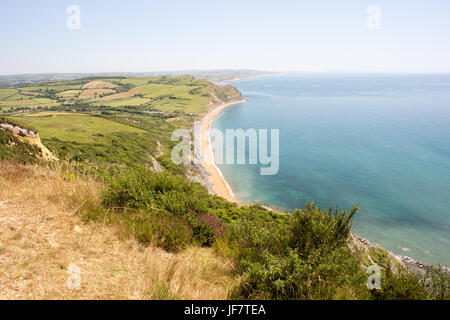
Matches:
[[212, 74, 450, 266]]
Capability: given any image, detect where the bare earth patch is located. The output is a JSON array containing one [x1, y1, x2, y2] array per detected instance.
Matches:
[[0, 162, 233, 299], [20, 91, 45, 97], [0, 100, 40, 106], [82, 81, 118, 89], [57, 90, 81, 98]]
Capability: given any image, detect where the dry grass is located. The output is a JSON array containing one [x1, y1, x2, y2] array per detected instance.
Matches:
[[0, 100, 40, 106], [20, 91, 44, 97], [82, 81, 118, 89], [0, 162, 234, 300]]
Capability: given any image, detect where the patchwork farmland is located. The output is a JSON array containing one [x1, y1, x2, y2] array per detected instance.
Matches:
[[0, 75, 241, 167]]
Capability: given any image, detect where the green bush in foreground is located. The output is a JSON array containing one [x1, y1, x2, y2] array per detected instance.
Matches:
[[227, 202, 368, 299], [290, 202, 358, 256], [103, 168, 209, 214], [101, 168, 234, 251]]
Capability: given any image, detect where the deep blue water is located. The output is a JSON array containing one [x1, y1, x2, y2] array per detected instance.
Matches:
[[212, 73, 450, 266]]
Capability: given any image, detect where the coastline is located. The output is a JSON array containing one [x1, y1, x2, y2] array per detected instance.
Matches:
[[200, 98, 247, 203], [215, 72, 280, 85]]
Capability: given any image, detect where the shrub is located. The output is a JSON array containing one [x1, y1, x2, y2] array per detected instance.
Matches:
[[187, 211, 227, 246], [370, 265, 429, 300], [129, 212, 193, 252], [370, 264, 449, 300], [233, 246, 367, 300], [103, 167, 210, 215], [290, 201, 358, 256], [368, 247, 390, 268], [103, 168, 156, 209], [425, 266, 450, 300], [230, 216, 290, 267], [228, 202, 369, 299], [152, 214, 193, 252]]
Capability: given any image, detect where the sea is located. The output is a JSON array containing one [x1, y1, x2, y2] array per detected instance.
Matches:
[[211, 73, 450, 266]]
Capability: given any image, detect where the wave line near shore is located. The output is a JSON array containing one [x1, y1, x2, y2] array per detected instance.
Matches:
[[200, 99, 247, 202]]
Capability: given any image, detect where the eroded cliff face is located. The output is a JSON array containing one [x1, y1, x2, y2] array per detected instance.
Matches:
[[0, 122, 38, 138], [0, 120, 58, 161], [208, 84, 244, 109]]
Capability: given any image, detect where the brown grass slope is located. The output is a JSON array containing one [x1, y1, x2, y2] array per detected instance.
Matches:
[[0, 162, 233, 299]]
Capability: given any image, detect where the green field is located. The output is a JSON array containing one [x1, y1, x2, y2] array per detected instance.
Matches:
[[17, 113, 145, 143], [0, 89, 18, 100], [0, 99, 39, 107], [48, 84, 83, 92], [93, 97, 151, 108], [32, 97, 54, 104], [119, 77, 159, 87], [4, 93, 31, 101], [19, 85, 49, 92]]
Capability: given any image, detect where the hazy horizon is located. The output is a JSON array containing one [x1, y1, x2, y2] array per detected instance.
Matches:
[[3, 70, 450, 78], [1, 0, 450, 75]]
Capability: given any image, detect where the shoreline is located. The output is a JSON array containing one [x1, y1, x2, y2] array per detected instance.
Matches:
[[215, 72, 281, 85], [200, 98, 247, 202]]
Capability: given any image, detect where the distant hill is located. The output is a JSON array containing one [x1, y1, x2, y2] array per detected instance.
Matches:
[[0, 70, 276, 87]]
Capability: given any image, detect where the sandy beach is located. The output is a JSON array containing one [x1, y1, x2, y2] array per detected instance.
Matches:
[[201, 99, 247, 202]]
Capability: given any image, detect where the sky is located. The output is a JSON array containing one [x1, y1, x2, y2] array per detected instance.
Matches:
[[1, 0, 450, 75]]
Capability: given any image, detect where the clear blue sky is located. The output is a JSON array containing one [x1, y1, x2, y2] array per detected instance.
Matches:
[[1, 0, 449, 75]]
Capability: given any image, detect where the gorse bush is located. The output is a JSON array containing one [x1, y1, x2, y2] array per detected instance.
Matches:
[[236, 246, 367, 300], [103, 168, 156, 209], [104, 168, 210, 215], [290, 201, 358, 256], [228, 202, 367, 299]]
